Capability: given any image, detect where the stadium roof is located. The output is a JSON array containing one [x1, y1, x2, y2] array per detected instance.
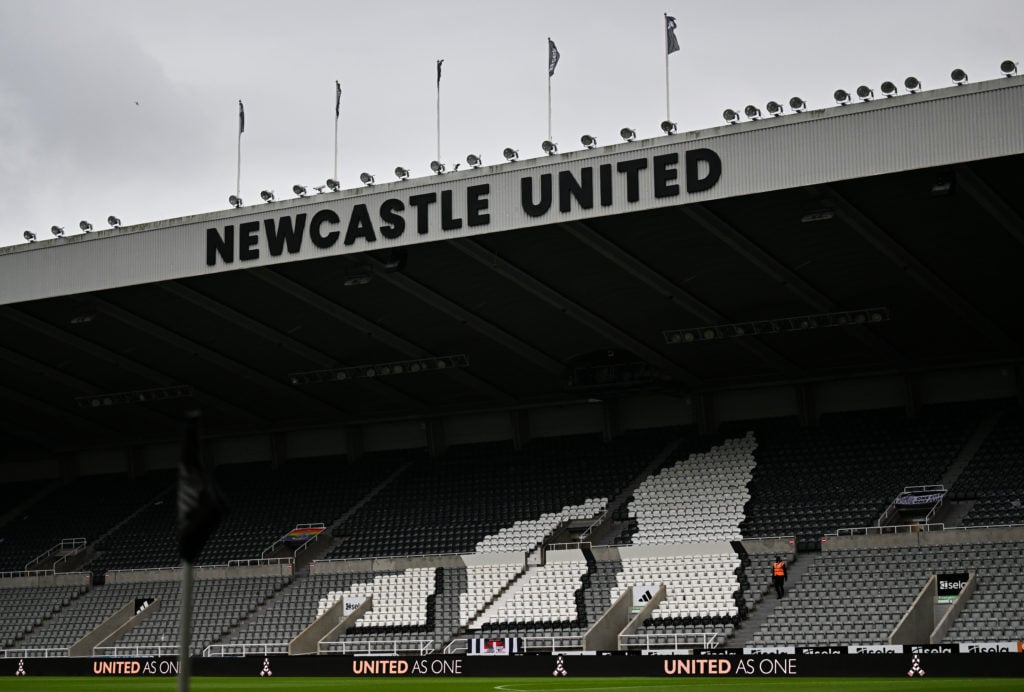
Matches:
[[1, 77, 1023, 456]]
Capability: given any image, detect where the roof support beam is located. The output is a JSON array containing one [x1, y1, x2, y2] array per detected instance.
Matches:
[[954, 163, 1024, 250], [680, 204, 909, 367], [358, 260, 567, 380], [88, 297, 349, 420], [448, 238, 703, 390], [819, 185, 1019, 354], [249, 268, 517, 403], [560, 221, 803, 378], [159, 282, 428, 410], [0, 307, 267, 426]]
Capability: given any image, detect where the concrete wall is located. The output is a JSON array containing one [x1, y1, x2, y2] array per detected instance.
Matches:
[[312, 554, 466, 574], [290, 596, 371, 656], [824, 525, 1024, 552], [582, 587, 632, 652], [890, 576, 936, 645], [0, 571, 92, 589], [931, 572, 977, 644], [618, 542, 734, 559], [69, 600, 137, 657], [103, 562, 292, 584]]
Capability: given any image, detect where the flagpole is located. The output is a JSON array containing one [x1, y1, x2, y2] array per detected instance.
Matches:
[[547, 38, 553, 141], [334, 82, 340, 181], [664, 13, 671, 123], [436, 67, 441, 163], [236, 100, 243, 199]]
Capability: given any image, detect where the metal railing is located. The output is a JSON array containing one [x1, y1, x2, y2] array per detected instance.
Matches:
[[521, 635, 583, 653], [202, 642, 288, 657], [0, 568, 58, 580], [546, 541, 592, 552], [878, 485, 946, 527], [618, 631, 722, 651], [94, 645, 179, 658], [226, 557, 294, 568], [24, 538, 86, 572], [317, 639, 434, 656], [313, 551, 463, 569], [261, 523, 326, 559], [0, 647, 69, 659], [832, 522, 945, 537], [443, 638, 467, 655]]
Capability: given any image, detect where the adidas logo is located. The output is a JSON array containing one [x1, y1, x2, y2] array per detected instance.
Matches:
[[639, 590, 653, 602]]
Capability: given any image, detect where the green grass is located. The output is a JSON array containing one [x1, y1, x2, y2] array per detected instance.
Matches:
[[1, 679, 1023, 691]]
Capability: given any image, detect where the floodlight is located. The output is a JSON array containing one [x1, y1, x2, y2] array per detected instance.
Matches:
[[23, 230, 36, 242], [79, 221, 93, 232], [744, 105, 761, 120], [325, 178, 341, 191], [107, 215, 122, 227], [881, 81, 898, 97], [660, 120, 676, 134], [722, 109, 739, 124], [766, 101, 784, 116], [430, 160, 445, 174], [1000, 60, 1017, 76], [788, 96, 806, 112], [950, 68, 968, 85], [466, 153, 483, 167], [503, 147, 519, 161], [50, 225, 64, 237], [228, 195, 242, 208], [292, 184, 307, 196], [541, 140, 557, 154], [260, 190, 275, 202], [395, 166, 411, 180], [833, 89, 851, 105], [359, 172, 375, 185], [856, 85, 874, 101], [620, 127, 636, 141], [580, 134, 597, 149], [904, 76, 921, 92]]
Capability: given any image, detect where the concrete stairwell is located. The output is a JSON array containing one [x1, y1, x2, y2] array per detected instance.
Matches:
[[727, 552, 821, 649]]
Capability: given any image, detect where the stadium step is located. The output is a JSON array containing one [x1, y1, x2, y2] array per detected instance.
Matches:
[[726, 551, 821, 649]]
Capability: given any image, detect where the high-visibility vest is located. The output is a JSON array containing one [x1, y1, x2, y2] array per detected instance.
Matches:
[[773, 561, 785, 577]]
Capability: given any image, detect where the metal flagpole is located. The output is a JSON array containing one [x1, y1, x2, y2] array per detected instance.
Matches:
[[436, 59, 442, 163], [664, 14, 671, 123], [547, 38, 553, 141], [176, 560, 193, 692], [236, 100, 243, 199], [334, 81, 340, 181]]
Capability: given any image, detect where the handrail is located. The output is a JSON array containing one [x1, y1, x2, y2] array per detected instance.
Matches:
[[313, 551, 464, 568], [24, 538, 87, 571], [226, 557, 294, 567], [94, 645, 179, 658], [317, 639, 434, 656], [0, 568, 57, 579], [0, 647, 69, 659], [443, 638, 468, 654], [833, 523, 945, 536], [104, 557, 293, 577], [203, 642, 288, 658], [618, 631, 722, 650], [546, 541, 592, 552], [521, 635, 583, 653]]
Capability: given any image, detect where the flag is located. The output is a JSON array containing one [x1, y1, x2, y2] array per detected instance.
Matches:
[[666, 16, 680, 54], [238, 100, 245, 134], [335, 81, 341, 118], [548, 38, 560, 76], [177, 413, 225, 563], [437, 59, 444, 86]]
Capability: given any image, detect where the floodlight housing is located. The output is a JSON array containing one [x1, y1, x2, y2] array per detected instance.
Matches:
[[292, 184, 307, 197], [766, 101, 783, 116], [834, 89, 851, 105], [260, 190, 275, 202], [466, 153, 483, 167], [744, 105, 761, 119], [107, 215, 122, 227], [856, 85, 874, 101], [951, 68, 968, 85], [620, 127, 636, 141], [51, 225, 64, 237], [325, 178, 341, 191], [1000, 60, 1017, 76], [904, 76, 921, 92], [395, 166, 411, 180], [578, 134, 596, 149], [503, 147, 519, 161], [23, 230, 36, 242], [228, 195, 242, 208], [79, 221, 93, 232], [881, 81, 898, 97], [660, 120, 676, 135], [541, 140, 557, 154], [430, 160, 445, 173], [788, 96, 806, 112], [722, 109, 739, 124], [359, 172, 375, 185]]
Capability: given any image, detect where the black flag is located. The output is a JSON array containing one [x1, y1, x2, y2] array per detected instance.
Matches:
[[177, 412, 225, 563], [666, 16, 680, 54], [238, 100, 245, 134], [335, 81, 341, 118], [548, 38, 560, 76], [437, 59, 444, 86]]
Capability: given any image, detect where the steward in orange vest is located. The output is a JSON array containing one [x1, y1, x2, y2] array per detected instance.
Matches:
[[772, 556, 787, 598]]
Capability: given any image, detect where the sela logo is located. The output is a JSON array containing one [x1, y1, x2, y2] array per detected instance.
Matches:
[[939, 580, 967, 591], [798, 648, 844, 655], [851, 645, 901, 654], [912, 645, 953, 654]]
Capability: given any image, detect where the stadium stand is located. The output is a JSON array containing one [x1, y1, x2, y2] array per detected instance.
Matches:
[[951, 408, 1024, 526], [0, 583, 89, 649]]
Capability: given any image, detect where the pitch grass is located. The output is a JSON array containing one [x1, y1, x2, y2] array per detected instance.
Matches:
[[1, 679, 1023, 691]]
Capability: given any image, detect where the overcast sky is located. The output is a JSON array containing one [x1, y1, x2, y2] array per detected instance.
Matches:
[[0, 0, 1021, 249]]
